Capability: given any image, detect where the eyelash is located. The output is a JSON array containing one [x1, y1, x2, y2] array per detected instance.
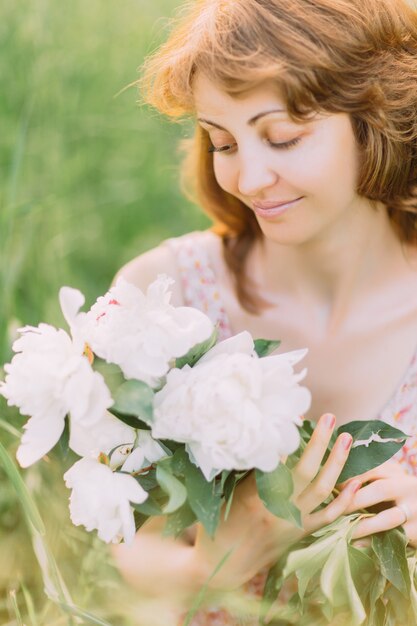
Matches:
[[208, 136, 302, 154]]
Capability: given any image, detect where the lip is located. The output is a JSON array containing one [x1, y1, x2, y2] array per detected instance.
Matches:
[[252, 196, 304, 218]]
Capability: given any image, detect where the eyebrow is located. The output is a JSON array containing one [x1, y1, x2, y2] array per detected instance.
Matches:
[[197, 108, 286, 130]]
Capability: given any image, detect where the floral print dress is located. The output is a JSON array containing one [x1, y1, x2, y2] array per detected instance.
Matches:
[[165, 231, 417, 626]]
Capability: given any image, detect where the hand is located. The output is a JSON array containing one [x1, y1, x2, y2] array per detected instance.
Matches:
[[193, 413, 361, 589], [343, 460, 417, 546]]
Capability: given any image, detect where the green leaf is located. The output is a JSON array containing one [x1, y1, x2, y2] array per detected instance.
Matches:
[[223, 472, 237, 521], [408, 556, 417, 620], [184, 462, 222, 537], [93, 358, 124, 395], [110, 379, 154, 427], [254, 338, 281, 357], [156, 464, 187, 514], [133, 510, 149, 532], [175, 328, 218, 368], [132, 487, 167, 516], [159, 439, 184, 454], [58, 415, 70, 458], [336, 420, 408, 483], [320, 538, 366, 625], [348, 545, 376, 592], [367, 572, 386, 618], [260, 553, 289, 625], [384, 584, 410, 624], [283, 515, 358, 600], [135, 470, 158, 492], [368, 599, 386, 626], [169, 447, 192, 476], [108, 410, 150, 430], [372, 528, 411, 597], [164, 502, 197, 537], [286, 419, 316, 468], [255, 465, 302, 528]]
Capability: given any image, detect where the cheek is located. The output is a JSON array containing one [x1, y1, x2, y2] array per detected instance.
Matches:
[[299, 122, 360, 200], [213, 157, 236, 194]]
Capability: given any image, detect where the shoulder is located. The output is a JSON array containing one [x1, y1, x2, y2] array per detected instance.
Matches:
[[115, 230, 222, 307]]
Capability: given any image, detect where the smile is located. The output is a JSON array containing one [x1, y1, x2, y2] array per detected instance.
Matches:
[[252, 197, 304, 219]]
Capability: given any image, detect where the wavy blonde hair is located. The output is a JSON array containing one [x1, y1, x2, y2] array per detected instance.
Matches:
[[141, 0, 417, 312]]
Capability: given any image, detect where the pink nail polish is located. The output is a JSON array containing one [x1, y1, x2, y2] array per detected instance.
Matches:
[[340, 433, 353, 450], [324, 414, 336, 429]]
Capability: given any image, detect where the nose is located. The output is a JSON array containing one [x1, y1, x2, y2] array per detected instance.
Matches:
[[237, 151, 279, 197]]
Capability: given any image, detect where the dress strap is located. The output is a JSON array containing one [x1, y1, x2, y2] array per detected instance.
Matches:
[[164, 233, 233, 341]]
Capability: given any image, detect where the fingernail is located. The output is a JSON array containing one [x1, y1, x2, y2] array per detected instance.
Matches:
[[340, 433, 353, 450], [324, 413, 336, 429]]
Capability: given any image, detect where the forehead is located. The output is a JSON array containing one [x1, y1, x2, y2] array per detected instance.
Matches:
[[192, 73, 288, 119]]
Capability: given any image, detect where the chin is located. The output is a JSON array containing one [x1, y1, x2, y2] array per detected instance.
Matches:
[[257, 220, 318, 247]]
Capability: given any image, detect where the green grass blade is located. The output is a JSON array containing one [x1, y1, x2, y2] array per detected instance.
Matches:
[[8, 589, 24, 626], [183, 548, 234, 626], [58, 602, 113, 626], [21, 582, 40, 626], [0, 440, 45, 534], [0, 416, 21, 439]]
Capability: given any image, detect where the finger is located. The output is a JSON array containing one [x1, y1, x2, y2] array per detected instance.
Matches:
[[352, 506, 408, 539], [292, 414, 336, 494], [344, 478, 406, 513], [297, 432, 353, 512], [304, 479, 361, 533]]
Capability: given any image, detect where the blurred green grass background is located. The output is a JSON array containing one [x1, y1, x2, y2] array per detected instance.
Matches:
[[0, 1, 209, 624], [0, 0, 209, 362]]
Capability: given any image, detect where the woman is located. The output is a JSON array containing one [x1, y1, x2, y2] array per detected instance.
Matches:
[[113, 0, 417, 623]]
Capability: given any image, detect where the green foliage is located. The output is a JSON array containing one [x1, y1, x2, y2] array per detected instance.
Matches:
[[175, 328, 218, 368], [156, 463, 187, 514], [336, 420, 408, 483], [110, 379, 154, 428], [265, 515, 417, 626], [371, 529, 410, 597], [253, 338, 281, 357], [256, 465, 302, 528], [184, 461, 222, 537]]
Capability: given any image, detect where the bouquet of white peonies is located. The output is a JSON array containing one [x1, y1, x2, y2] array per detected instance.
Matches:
[[2, 275, 416, 625], [0, 275, 312, 544]]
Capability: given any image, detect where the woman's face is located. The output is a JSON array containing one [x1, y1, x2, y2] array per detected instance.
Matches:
[[194, 74, 368, 246]]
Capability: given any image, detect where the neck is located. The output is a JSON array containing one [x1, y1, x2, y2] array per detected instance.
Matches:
[[253, 201, 405, 332]]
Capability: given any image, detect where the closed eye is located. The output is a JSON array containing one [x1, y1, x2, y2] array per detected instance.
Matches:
[[208, 136, 302, 154], [267, 137, 302, 150], [208, 143, 237, 154]]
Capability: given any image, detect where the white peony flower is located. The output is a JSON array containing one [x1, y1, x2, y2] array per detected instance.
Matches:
[[64, 457, 147, 544], [69, 411, 135, 459], [59, 286, 88, 352], [82, 276, 215, 387], [0, 317, 112, 468], [152, 331, 311, 480], [121, 430, 168, 473]]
